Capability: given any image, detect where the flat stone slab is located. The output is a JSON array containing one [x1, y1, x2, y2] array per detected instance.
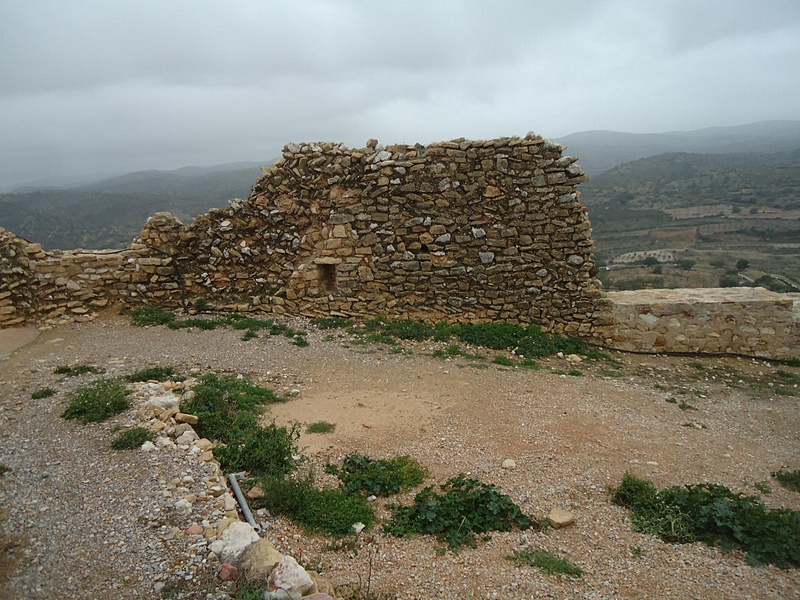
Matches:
[[0, 326, 39, 359]]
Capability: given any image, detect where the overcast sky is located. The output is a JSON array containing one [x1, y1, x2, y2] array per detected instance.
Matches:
[[2, 0, 799, 189]]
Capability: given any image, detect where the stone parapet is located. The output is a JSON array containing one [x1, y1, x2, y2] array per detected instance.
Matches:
[[606, 287, 800, 359]]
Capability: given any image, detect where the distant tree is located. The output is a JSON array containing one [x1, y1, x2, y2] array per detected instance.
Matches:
[[736, 259, 750, 271], [676, 259, 696, 270], [641, 256, 659, 266], [719, 275, 740, 288]]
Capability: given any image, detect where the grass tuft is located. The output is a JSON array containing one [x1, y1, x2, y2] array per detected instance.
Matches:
[[127, 366, 179, 382], [31, 387, 56, 399], [772, 468, 800, 493], [251, 473, 375, 537], [61, 379, 129, 423], [54, 364, 104, 377], [306, 421, 336, 434], [111, 427, 154, 450], [506, 547, 583, 576]]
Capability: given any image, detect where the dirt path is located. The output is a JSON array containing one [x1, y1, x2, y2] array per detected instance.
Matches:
[[1, 315, 798, 599]]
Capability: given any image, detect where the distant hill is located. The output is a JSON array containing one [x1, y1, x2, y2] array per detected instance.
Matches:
[[581, 150, 800, 292], [556, 120, 800, 175], [0, 162, 269, 250]]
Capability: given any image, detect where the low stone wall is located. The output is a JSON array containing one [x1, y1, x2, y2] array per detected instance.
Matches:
[[606, 287, 800, 359], [0, 230, 169, 326]]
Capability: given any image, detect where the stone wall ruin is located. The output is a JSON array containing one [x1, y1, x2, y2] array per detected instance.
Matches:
[[1, 134, 610, 336]]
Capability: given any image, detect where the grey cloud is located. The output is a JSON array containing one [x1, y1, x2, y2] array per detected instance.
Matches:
[[1, 0, 799, 188]]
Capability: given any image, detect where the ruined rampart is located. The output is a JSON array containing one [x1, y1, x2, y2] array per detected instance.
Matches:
[[1, 135, 797, 360], [0, 134, 610, 335]]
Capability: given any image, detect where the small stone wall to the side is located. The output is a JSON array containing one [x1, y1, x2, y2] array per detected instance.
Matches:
[[606, 287, 800, 359]]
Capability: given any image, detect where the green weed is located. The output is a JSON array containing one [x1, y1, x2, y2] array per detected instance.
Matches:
[[331, 454, 426, 497], [111, 427, 154, 450], [54, 364, 105, 377], [127, 366, 179, 382], [130, 307, 175, 327], [386, 473, 532, 549], [62, 379, 129, 423], [506, 547, 583, 577], [214, 422, 301, 479], [493, 356, 515, 366], [181, 373, 297, 477], [252, 473, 375, 537], [306, 421, 336, 434], [314, 317, 350, 329], [772, 468, 800, 493], [31, 387, 56, 399], [613, 472, 800, 568]]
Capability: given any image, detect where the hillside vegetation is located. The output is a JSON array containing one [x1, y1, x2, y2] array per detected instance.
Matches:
[[0, 164, 263, 250], [582, 151, 800, 291]]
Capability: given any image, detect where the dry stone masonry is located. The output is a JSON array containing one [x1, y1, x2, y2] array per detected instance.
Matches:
[[1, 134, 798, 360], [1, 134, 610, 336]]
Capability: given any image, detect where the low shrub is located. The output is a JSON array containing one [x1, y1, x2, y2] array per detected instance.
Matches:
[[306, 421, 336, 434], [130, 307, 175, 326], [493, 356, 515, 366], [54, 364, 105, 377], [111, 427, 154, 450], [252, 474, 375, 537], [506, 547, 583, 576], [181, 373, 287, 443], [331, 454, 426, 497], [214, 422, 301, 478], [386, 473, 532, 549], [31, 387, 56, 399], [772, 468, 800, 493], [613, 472, 800, 567], [127, 366, 179, 382], [62, 378, 129, 423]]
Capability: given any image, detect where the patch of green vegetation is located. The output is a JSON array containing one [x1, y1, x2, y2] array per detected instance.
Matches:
[[252, 473, 375, 536], [193, 298, 210, 312], [386, 473, 533, 549], [567, 369, 583, 377], [54, 364, 105, 377], [215, 422, 301, 479], [772, 468, 800, 493], [127, 366, 180, 382], [329, 454, 426, 497], [313, 316, 349, 329], [61, 378, 129, 423], [130, 307, 175, 327], [493, 355, 515, 366], [506, 547, 583, 577], [600, 369, 624, 378], [665, 397, 677, 404], [31, 387, 56, 399], [130, 310, 309, 346], [612, 472, 800, 568], [306, 421, 336, 434], [678, 401, 695, 411], [519, 359, 541, 369], [111, 427, 154, 450], [630, 545, 644, 559], [180, 373, 297, 477], [687, 361, 706, 371], [752, 481, 772, 495]]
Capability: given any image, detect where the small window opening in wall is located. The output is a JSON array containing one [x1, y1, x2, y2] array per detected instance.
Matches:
[[318, 263, 337, 292]]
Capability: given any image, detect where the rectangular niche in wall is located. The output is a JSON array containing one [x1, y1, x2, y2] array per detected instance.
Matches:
[[314, 258, 341, 293]]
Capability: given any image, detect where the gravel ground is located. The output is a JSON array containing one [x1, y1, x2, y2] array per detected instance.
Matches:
[[0, 313, 798, 599]]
